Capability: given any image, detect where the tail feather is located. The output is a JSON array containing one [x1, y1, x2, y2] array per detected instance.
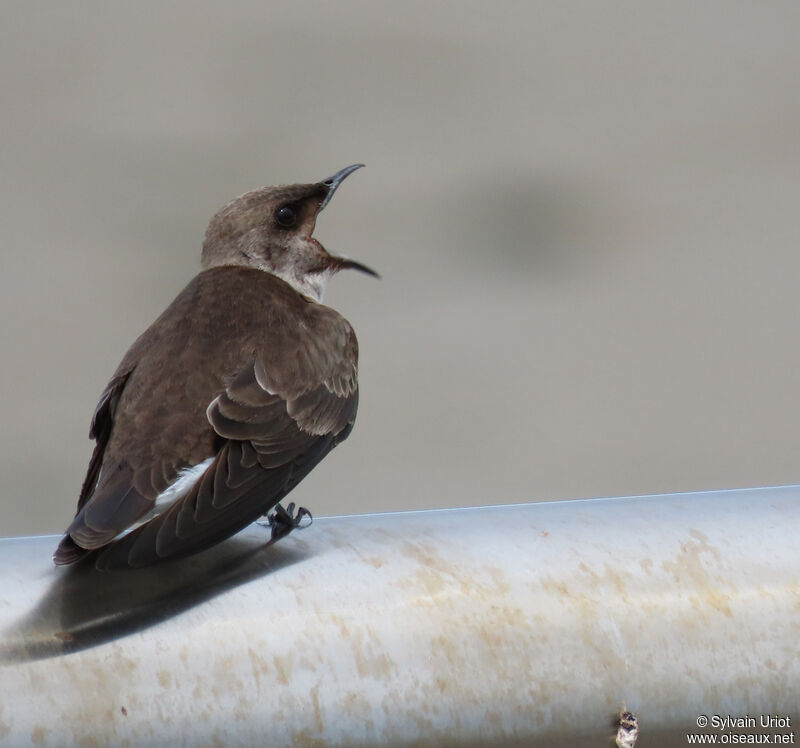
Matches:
[[53, 534, 93, 566]]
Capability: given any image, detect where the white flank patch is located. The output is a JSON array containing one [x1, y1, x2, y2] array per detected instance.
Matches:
[[116, 457, 215, 538], [155, 457, 216, 507]]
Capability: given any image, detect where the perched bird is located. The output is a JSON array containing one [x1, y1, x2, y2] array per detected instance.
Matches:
[[54, 164, 376, 570]]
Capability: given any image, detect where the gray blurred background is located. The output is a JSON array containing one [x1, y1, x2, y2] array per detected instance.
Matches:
[[2, 1, 799, 537]]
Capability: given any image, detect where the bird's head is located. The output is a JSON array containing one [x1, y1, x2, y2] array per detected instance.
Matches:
[[201, 164, 377, 301]]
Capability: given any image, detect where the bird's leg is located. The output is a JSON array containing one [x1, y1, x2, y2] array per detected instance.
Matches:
[[256, 502, 313, 545]]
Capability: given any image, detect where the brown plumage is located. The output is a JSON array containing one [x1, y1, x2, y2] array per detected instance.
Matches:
[[55, 165, 375, 570]]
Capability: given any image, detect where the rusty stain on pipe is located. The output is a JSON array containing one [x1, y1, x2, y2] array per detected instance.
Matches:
[[0, 487, 798, 746]]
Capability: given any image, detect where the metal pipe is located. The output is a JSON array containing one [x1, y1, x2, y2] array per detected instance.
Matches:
[[1, 487, 798, 746]]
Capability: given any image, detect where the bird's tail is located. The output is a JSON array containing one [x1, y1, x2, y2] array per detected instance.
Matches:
[[53, 534, 93, 565]]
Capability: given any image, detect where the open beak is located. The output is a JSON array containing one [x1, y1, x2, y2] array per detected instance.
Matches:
[[318, 163, 365, 211], [318, 164, 379, 279], [337, 257, 380, 278]]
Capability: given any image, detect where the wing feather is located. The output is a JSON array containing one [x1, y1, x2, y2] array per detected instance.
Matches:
[[56, 268, 361, 569], [95, 356, 357, 569]]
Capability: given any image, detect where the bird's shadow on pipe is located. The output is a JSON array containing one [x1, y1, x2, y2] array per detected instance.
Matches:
[[0, 532, 309, 665]]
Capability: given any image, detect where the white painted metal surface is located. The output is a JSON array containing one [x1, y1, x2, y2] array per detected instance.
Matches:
[[1, 487, 798, 746]]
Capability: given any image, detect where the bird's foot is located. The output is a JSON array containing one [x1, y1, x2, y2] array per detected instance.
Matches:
[[256, 502, 313, 545]]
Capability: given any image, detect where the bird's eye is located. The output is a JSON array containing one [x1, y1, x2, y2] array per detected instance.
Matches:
[[275, 205, 297, 228]]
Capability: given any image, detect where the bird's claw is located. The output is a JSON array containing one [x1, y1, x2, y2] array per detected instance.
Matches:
[[258, 502, 313, 544]]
